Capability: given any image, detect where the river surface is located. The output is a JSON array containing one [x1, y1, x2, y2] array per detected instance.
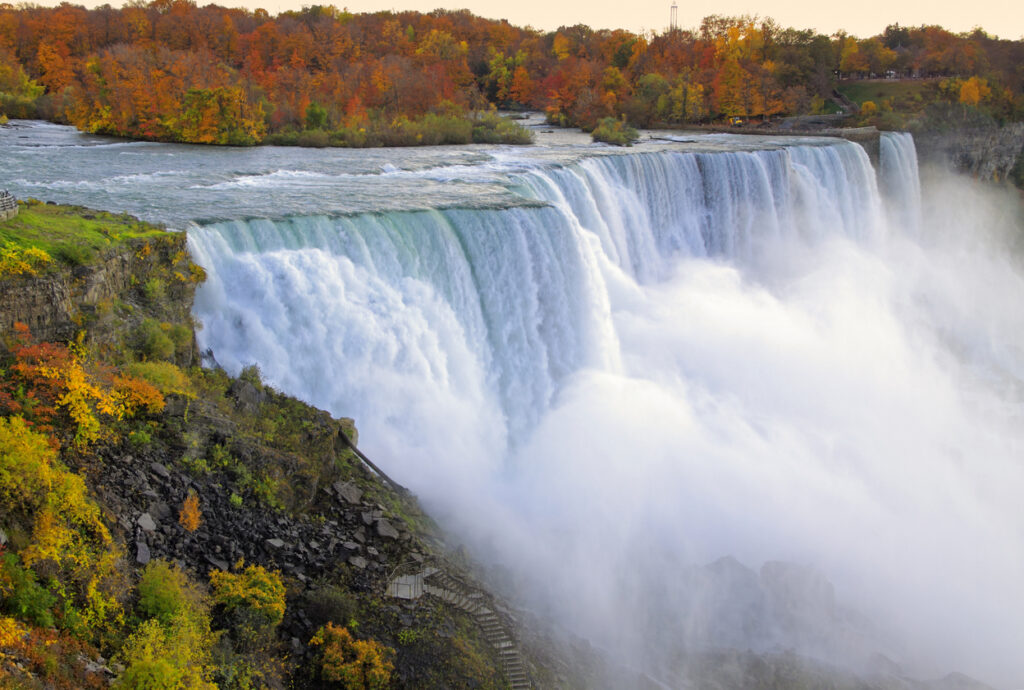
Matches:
[[2, 119, 1022, 687]]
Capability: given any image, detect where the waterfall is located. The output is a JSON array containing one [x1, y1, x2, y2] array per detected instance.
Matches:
[[189, 140, 884, 454], [188, 136, 1024, 686], [879, 131, 922, 234]]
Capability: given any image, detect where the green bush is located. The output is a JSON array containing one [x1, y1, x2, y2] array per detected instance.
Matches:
[[296, 130, 330, 147], [591, 117, 638, 146], [143, 277, 165, 302], [136, 319, 175, 361], [137, 560, 196, 625], [128, 429, 152, 447], [127, 360, 193, 397], [53, 243, 93, 266], [471, 112, 533, 144], [0, 552, 56, 628], [302, 585, 357, 629]]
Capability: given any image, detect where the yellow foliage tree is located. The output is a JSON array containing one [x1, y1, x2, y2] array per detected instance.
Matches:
[[309, 623, 394, 690], [959, 76, 991, 107], [209, 563, 286, 629]]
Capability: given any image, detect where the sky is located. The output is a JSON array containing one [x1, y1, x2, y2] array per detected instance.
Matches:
[[324, 0, 1024, 39], [53, 0, 1024, 39]]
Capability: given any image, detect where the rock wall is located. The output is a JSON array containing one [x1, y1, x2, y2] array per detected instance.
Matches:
[[913, 123, 1024, 184], [0, 233, 197, 351]]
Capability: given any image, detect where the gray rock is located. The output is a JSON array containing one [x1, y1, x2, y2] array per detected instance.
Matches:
[[149, 462, 171, 479], [348, 555, 368, 569], [137, 513, 157, 532], [136, 541, 151, 565], [342, 541, 361, 552], [376, 519, 400, 539], [229, 379, 266, 414], [361, 511, 375, 526], [266, 538, 285, 550], [333, 480, 363, 505], [206, 555, 229, 571]]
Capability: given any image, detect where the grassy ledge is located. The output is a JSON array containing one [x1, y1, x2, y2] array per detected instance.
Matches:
[[0, 201, 170, 272]]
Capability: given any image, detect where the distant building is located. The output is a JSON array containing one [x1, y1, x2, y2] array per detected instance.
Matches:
[[670, 2, 678, 31]]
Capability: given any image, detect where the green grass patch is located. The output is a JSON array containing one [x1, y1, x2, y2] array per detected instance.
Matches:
[[0, 202, 170, 269], [837, 80, 935, 110]]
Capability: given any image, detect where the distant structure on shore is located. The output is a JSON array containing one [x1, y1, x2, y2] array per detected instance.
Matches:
[[670, 2, 678, 30], [0, 191, 17, 221]]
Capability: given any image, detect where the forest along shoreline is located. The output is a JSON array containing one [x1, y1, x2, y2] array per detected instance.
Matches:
[[0, 4, 1020, 185]]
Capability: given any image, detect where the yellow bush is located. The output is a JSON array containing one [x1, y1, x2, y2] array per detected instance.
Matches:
[[0, 616, 28, 648], [0, 243, 52, 277], [115, 612, 217, 690], [209, 564, 285, 629], [0, 416, 123, 641], [309, 623, 394, 689]]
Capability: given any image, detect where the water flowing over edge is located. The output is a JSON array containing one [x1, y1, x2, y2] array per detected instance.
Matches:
[[188, 134, 1024, 687]]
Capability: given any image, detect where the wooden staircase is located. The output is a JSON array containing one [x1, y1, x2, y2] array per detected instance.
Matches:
[[388, 567, 532, 689]]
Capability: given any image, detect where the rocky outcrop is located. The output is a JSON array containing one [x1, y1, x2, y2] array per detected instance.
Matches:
[[0, 232, 197, 352], [913, 122, 1024, 184]]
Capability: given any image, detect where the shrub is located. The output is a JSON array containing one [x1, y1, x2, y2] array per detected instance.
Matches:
[[136, 320, 175, 361], [128, 429, 152, 447], [53, 243, 93, 266], [142, 278, 165, 302], [136, 560, 196, 625], [0, 416, 123, 640], [470, 111, 533, 144], [179, 493, 201, 532], [0, 552, 57, 628], [126, 361, 193, 398], [115, 612, 217, 690], [302, 585, 357, 629], [0, 242, 52, 277], [592, 117, 638, 146], [309, 623, 394, 689], [296, 130, 330, 147], [209, 564, 285, 630]]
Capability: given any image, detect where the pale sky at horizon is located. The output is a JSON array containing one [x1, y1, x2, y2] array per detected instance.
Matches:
[[44, 0, 1024, 40]]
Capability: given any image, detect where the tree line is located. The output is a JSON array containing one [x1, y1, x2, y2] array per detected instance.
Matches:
[[0, 2, 1021, 145]]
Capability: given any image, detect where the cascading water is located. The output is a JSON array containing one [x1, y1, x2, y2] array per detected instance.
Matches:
[[3, 121, 1018, 686], [186, 134, 1024, 685]]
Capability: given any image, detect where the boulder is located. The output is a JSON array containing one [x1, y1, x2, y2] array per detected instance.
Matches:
[[333, 480, 363, 505], [376, 519, 399, 540], [137, 513, 157, 532]]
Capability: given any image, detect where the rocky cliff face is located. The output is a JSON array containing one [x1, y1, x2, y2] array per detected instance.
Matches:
[[914, 123, 1024, 185], [0, 232, 197, 352]]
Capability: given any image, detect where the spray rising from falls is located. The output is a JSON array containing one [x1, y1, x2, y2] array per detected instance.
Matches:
[[190, 134, 1024, 687]]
